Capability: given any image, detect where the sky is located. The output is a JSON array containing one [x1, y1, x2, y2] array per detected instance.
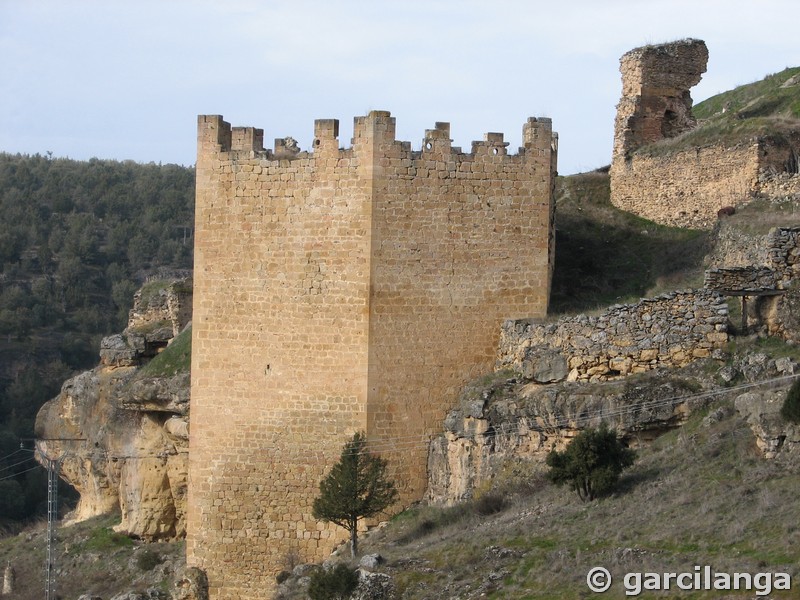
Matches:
[[1, 0, 798, 175]]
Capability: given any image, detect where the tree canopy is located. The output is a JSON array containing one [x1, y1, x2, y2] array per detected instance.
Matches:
[[0, 152, 195, 525], [546, 424, 635, 502], [312, 432, 398, 558]]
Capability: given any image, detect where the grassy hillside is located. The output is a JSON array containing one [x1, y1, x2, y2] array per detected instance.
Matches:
[[550, 171, 708, 313], [0, 513, 184, 599], [694, 67, 800, 122], [351, 393, 799, 599], [638, 66, 800, 156]]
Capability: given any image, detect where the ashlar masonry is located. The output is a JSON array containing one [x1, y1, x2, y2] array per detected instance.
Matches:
[[188, 110, 557, 598]]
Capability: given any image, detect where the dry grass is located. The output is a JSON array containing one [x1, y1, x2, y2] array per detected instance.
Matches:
[[353, 403, 800, 599], [0, 513, 185, 600], [551, 172, 709, 314]]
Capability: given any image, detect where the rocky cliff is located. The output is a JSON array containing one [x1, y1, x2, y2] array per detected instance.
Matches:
[[426, 344, 800, 505], [34, 277, 192, 540]]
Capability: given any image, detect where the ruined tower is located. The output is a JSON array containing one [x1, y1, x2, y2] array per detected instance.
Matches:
[[612, 38, 709, 161], [188, 110, 557, 597]]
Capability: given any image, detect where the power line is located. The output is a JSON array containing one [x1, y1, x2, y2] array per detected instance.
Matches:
[[0, 456, 38, 473], [0, 447, 28, 463], [25, 373, 798, 463], [0, 464, 43, 482]]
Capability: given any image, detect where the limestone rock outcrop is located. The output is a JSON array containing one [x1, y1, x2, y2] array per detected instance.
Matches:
[[173, 567, 209, 600], [34, 277, 192, 540], [426, 366, 708, 505], [735, 389, 800, 458]]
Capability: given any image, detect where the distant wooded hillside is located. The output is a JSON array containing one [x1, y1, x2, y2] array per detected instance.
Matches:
[[0, 153, 194, 526]]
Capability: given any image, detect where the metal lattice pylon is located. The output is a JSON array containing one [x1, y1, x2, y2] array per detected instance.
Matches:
[[44, 455, 60, 600]]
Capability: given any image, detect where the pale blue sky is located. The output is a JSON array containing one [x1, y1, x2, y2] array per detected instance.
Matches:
[[1, 0, 798, 174]]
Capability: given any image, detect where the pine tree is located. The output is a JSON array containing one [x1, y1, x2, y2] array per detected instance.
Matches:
[[312, 432, 398, 558]]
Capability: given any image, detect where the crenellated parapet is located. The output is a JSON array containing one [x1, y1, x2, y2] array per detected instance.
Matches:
[[196, 111, 557, 166]]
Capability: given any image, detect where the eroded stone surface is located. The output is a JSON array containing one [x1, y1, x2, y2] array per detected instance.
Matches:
[[34, 278, 192, 541]]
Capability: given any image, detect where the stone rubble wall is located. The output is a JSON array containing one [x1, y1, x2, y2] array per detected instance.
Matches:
[[758, 172, 800, 203], [496, 289, 728, 383], [610, 143, 761, 229], [767, 227, 800, 284], [704, 266, 778, 292]]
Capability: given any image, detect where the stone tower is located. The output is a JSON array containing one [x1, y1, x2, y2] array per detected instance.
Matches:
[[188, 110, 557, 598]]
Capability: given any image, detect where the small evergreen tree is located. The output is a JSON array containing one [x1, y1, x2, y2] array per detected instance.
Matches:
[[312, 432, 398, 558], [781, 377, 800, 424], [546, 424, 635, 502]]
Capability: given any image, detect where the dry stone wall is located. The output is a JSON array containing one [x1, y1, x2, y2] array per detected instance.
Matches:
[[767, 227, 800, 283], [189, 111, 557, 598], [496, 290, 728, 383], [704, 266, 778, 293], [611, 143, 761, 229]]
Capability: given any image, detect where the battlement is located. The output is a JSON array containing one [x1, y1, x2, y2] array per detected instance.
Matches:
[[197, 111, 557, 162]]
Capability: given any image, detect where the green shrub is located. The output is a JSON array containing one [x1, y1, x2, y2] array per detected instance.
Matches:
[[474, 492, 508, 516], [308, 564, 359, 600], [546, 424, 636, 501], [135, 548, 163, 571], [80, 527, 134, 552], [781, 378, 800, 424]]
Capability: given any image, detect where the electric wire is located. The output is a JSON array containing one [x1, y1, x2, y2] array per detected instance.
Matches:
[[0, 455, 38, 473], [0, 447, 28, 462], [27, 373, 799, 461], [0, 464, 43, 482]]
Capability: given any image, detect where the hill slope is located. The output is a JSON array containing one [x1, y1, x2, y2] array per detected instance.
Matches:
[[638, 66, 800, 156]]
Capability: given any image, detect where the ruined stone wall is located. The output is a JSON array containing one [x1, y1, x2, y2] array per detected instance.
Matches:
[[496, 290, 728, 382], [704, 266, 778, 292], [759, 172, 800, 202], [613, 39, 708, 160], [767, 227, 800, 283], [610, 143, 761, 229], [610, 39, 800, 229], [189, 112, 556, 598]]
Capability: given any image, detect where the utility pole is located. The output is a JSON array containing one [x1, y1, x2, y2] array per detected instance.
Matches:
[[44, 454, 60, 600], [31, 439, 82, 600]]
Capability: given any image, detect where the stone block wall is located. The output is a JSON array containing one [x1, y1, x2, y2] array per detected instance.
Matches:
[[610, 143, 761, 229], [767, 227, 800, 283], [189, 111, 556, 598], [496, 290, 728, 382], [704, 266, 778, 293]]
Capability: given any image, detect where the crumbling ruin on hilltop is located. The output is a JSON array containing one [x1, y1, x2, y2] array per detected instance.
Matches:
[[610, 39, 800, 229]]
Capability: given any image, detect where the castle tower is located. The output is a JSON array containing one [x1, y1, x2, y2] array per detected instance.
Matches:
[[188, 111, 557, 598]]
